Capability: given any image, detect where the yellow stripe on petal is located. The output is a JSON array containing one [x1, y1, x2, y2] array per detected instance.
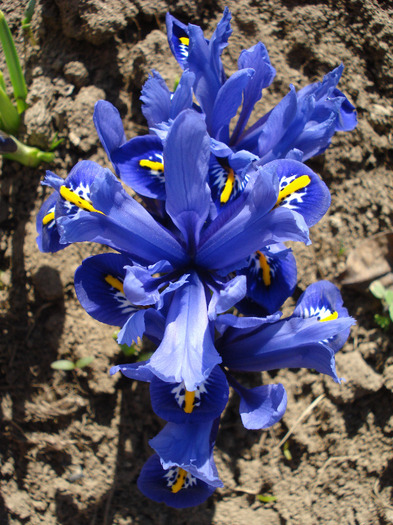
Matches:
[[275, 175, 311, 207], [59, 186, 104, 214], [179, 37, 189, 46], [171, 468, 187, 493], [184, 390, 195, 413], [220, 168, 235, 204], [256, 250, 271, 286], [320, 311, 338, 322], [139, 159, 164, 172], [104, 275, 125, 294], [42, 211, 55, 225]]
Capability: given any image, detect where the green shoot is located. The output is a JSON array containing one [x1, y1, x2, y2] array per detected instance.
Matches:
[[2, 135, 55, 166], [22, 0, 36, 29], [337, 240, 346, 257], [374, 314, 390, 330], [0, 10, 28, 114], [49, 131, 64, 151], [257, 494, 277, 503], [283, 440, 292, 460], [51, 356, 94, 371], [370, 280, 393, 328], [0, 82, 20, 134]]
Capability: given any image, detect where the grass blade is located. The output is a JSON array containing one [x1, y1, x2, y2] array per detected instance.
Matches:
[[0, 10, 28, 113]]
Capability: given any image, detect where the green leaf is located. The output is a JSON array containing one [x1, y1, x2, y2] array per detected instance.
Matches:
[[370, 281, 386, 300], [283, 441, 292, 460], [22, 0, 36, 26], [51, 359, 75, 370], [0, 11, 28, 113], [0, 85, 20, 133], [119, 343, 138, 357], [374, 314, 390, 329], [385, 290, 393, 305], [75, 356, 94, 369], [137, 351, 153, 362], [257, 494, 277, 503], [2, 136, 55, 166]]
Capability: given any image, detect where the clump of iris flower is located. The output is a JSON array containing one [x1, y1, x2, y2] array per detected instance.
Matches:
[[37, 109, 330, 390], [36, 7, 357, 509]]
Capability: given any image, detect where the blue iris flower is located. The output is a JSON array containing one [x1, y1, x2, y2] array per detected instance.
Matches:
[[110, 280, 354, 507], [37, 109, 320, 391], [87, 7, 354, 314]]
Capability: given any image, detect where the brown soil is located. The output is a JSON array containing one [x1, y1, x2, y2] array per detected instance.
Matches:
[[1, 1, 393, 524]]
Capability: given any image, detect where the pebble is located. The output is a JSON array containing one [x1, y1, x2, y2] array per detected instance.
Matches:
[[32, 265, 64, 302]]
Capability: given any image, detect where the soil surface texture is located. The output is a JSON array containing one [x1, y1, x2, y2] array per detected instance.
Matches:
[[1, 1, 393, 524]]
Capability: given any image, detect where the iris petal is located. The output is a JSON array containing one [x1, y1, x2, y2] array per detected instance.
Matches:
[[138, 454, 216, 508], [150, 365, 229, 423], [74, 253, 138, 327], [111, 135, 166, 200]]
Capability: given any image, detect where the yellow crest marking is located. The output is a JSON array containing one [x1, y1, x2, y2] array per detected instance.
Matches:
[[220, 168, 235, 204], [184, 390, 195, 414], [139, 159, 164, 172], [320, 311, 338, 322], [179, 37, 189, 46], [171, 468, 188, 493], [105, 275, 125, 295], [256, 250, 271, 286], [42, 211, 55, 226], [275, 175, 311, 207], [60, 186, 104, 214]]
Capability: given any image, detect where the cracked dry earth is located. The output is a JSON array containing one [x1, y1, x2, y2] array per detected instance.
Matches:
[[1, 0, 393, 524]]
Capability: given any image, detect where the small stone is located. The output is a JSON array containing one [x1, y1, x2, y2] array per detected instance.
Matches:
[[64, 61, 89, 87], [33, 265, 64, 302], [325, 350, 383, 403]]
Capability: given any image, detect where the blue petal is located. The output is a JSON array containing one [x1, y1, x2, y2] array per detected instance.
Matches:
[[110, 360, 154, 382], [93, 101, 126, 166], [147, 272, 221, 391], [74, 253, 139, 326], [187, 24, 222, 124], [262, 159, 331, 227], [333, 88, 357, 131], [150, 420, 223, 487], [237, 86, 298, 155], [166, 13, 191, 69], [111, 134, 165, 200], [239, 244, 297, 314], [140, 71, 171, 128], [211, 68, 255, 140], [164, 110, 211, 251], [208, 153, 253, 207], [54, 161, 187, 267], [208, 274, 247, 320], [170, 70, 196, 120], [229, 377, 287, 429], [231, 42, 276, 143], [138, 454, 216, 508], [117, 309, 149, 346], [150, 365, 229, 424], [36, 192, 67, 253], [292, 281, 354, 353], [208, 7, 232, 84], [219, 314, 354, 380], [197, 166, 310, 271]]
